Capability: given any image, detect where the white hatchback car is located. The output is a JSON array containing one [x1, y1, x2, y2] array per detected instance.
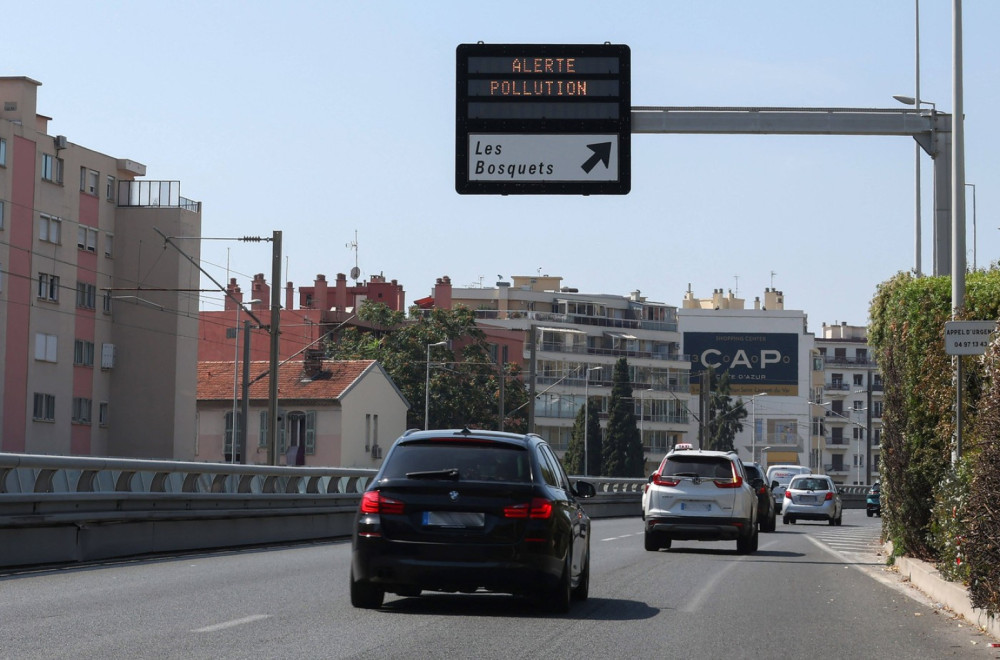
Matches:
[[643, 449, 758, 554], [782, 474, 843, 526]]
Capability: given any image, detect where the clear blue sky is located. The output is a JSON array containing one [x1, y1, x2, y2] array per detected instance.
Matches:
[[9, 1, 998, 329]]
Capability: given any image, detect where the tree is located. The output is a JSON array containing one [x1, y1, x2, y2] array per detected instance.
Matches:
[[706, 371, 746, 452], [602, 357, 645, 477], [328, 301, 529, 431], [564, 396, 602, 476]]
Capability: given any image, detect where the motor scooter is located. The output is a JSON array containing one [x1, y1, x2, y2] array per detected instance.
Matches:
[[866, 483, 881, 517]]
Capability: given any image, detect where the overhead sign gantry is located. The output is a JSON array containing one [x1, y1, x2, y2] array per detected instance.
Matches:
[[455, 43, 631, 195]]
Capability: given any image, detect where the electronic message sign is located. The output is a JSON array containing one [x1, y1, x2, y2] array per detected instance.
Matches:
[[456, 43, 630, 195]]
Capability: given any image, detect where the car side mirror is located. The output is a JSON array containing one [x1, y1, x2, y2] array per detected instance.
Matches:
[[574, 480, 596, 498], [771, 480, 779, 490]]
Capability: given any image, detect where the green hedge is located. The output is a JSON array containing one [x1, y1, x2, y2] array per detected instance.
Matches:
[[869, 267, 1000, 617]]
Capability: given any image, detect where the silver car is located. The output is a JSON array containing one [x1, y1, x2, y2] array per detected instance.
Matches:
[[782, 474, 842, 526]]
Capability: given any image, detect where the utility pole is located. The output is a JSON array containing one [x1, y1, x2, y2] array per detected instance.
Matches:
[[267, 230, 282, 465]]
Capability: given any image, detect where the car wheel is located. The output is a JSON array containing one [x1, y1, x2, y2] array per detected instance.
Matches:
[[737, 525, 757, 554], [867, 509, 874, 517], [835, 514, 843, 526], [829, 515, 836, 526], [789, 517, 796, 524], [644, 529, 661, 551], [782, 516, 789, 525], [549, 552, 572, 614], [572, 546, 590, 602], [764, 512, 776, 533], [350, 568, 384, 609]]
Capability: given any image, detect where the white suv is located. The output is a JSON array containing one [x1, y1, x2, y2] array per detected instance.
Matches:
[[643, 449, 758, 554]]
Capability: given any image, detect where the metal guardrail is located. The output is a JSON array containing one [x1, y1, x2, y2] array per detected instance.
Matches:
[[0, 453, 643, 568]]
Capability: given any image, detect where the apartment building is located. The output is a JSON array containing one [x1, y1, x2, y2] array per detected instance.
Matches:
[[0, 76, 201, 458], [424, 275, 694, 471], [814, 321, 883, 485], [678, 286, 822, 470]]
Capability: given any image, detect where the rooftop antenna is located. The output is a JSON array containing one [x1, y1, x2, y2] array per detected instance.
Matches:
[[734, 274, 740, 297], [346, 230, 360, 281], [770, 270, 777, 288]]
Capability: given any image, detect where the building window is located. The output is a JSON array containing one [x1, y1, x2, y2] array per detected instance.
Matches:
[[41, 153, 63, 183], [224, 411, 243, 460], [78, 226, 98, 252], [38, 273, 60, 302], [35, 333, 57, 362], [104, 233, 114, 258], [305, 411, 317, 455], [853, 374, 863, 386], [74, 339, 95, 366], [106, 175, 116, 201], [76, 282, 97, 310], [0, 137, 6, 166], [0, 200, 5, 230], [72, 398, 92, 424], [33, 393, 56, 421], [39, 215, 61, 244], [103, 290, 112, 314], [80, 168, 99, 195], [99, 402, 110, 427]]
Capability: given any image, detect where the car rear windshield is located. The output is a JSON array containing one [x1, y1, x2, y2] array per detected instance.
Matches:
[[743, 465, 763, 481], [381, 442, 531, 483], [790, 477, 830, 491], [662, 455, 734, 479]]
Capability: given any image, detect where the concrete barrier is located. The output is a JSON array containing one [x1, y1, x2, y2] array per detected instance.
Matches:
[[0, 453, 643, 568]]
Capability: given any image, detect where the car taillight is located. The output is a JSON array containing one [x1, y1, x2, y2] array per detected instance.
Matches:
[[653, 474, 681, 487], [759, 485, 767, 495], [713, 475, 743, 489], [360, 491, 404, 514], [825, 491, 834, 501], [504, 497, 553, 519], [783, 491, 792, 499]]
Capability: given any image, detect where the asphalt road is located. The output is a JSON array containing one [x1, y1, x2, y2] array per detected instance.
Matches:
[[1, 510, 997, 659]]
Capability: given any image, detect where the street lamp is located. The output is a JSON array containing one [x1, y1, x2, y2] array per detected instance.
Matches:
[[425, 341, 448, 430], [638, 387, 654, 447], [892, 93, 935, 277], [749, 392, 767, 463], [231, 298, 262, 463], [965, 183, 976, 270], [583, 366, 602, 477]]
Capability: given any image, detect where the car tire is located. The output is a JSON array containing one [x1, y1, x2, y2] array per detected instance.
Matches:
[[867, 509, 874, 518], [782, 515, 789, 525], [835, 514, 843, 526], [549, 552, 572, 614], [789, 517, 796, 524], [644, 529, 661, 552], [572, 546, 590, 602], [829, 515, 836, 526], [737, 525, 758, 554], [763, 512, 776, 533], [350, 568, 385, 609]]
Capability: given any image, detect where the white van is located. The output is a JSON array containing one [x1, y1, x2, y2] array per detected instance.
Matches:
[[766, 465, 811, 513]]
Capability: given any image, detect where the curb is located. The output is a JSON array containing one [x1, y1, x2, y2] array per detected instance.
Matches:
[[894, 554, 1000, 641]]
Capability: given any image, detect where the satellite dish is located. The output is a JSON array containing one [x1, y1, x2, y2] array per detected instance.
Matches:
[[350, 266, 360, 280]]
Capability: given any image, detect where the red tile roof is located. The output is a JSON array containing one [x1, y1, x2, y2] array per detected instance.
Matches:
[[197, 360, 377, 402]]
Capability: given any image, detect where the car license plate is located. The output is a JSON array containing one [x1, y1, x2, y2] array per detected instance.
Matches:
[[680, 502, 711, 512], [422, 511, 485, 528], [800, 495, 816, 503]]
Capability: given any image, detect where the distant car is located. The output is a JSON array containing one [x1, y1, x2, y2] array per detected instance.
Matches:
[[782, 474, 842, 526], [766, 465, 811, 513], [741, 462, 776, 533], [866, 482, 881, 517], [643, 448, 758, 554], [350, 428, 595, 612]]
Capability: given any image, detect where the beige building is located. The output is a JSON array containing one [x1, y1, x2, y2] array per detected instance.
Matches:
[[1, 76, 201, 458], [196, 359, 409, 467], [814, 322, 883, 485]]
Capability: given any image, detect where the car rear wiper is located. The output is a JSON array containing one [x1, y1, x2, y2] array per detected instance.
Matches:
[[405, 468, 460, 480]]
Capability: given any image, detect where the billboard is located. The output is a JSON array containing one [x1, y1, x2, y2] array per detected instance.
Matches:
[[684, 332, 799, 396]]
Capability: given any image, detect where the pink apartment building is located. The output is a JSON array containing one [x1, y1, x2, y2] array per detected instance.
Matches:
[[0, 76, 201, 459]]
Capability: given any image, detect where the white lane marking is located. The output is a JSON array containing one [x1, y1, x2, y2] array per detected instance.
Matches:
[[193, 614, 270, 633], [601, 533, 641, 541]]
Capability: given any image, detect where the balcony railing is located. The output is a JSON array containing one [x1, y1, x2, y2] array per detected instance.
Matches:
[[536, 341, 688, 363], [823, 356, 878, 367], [117, 180, 201, 212], [471, 309, 678, 333]]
